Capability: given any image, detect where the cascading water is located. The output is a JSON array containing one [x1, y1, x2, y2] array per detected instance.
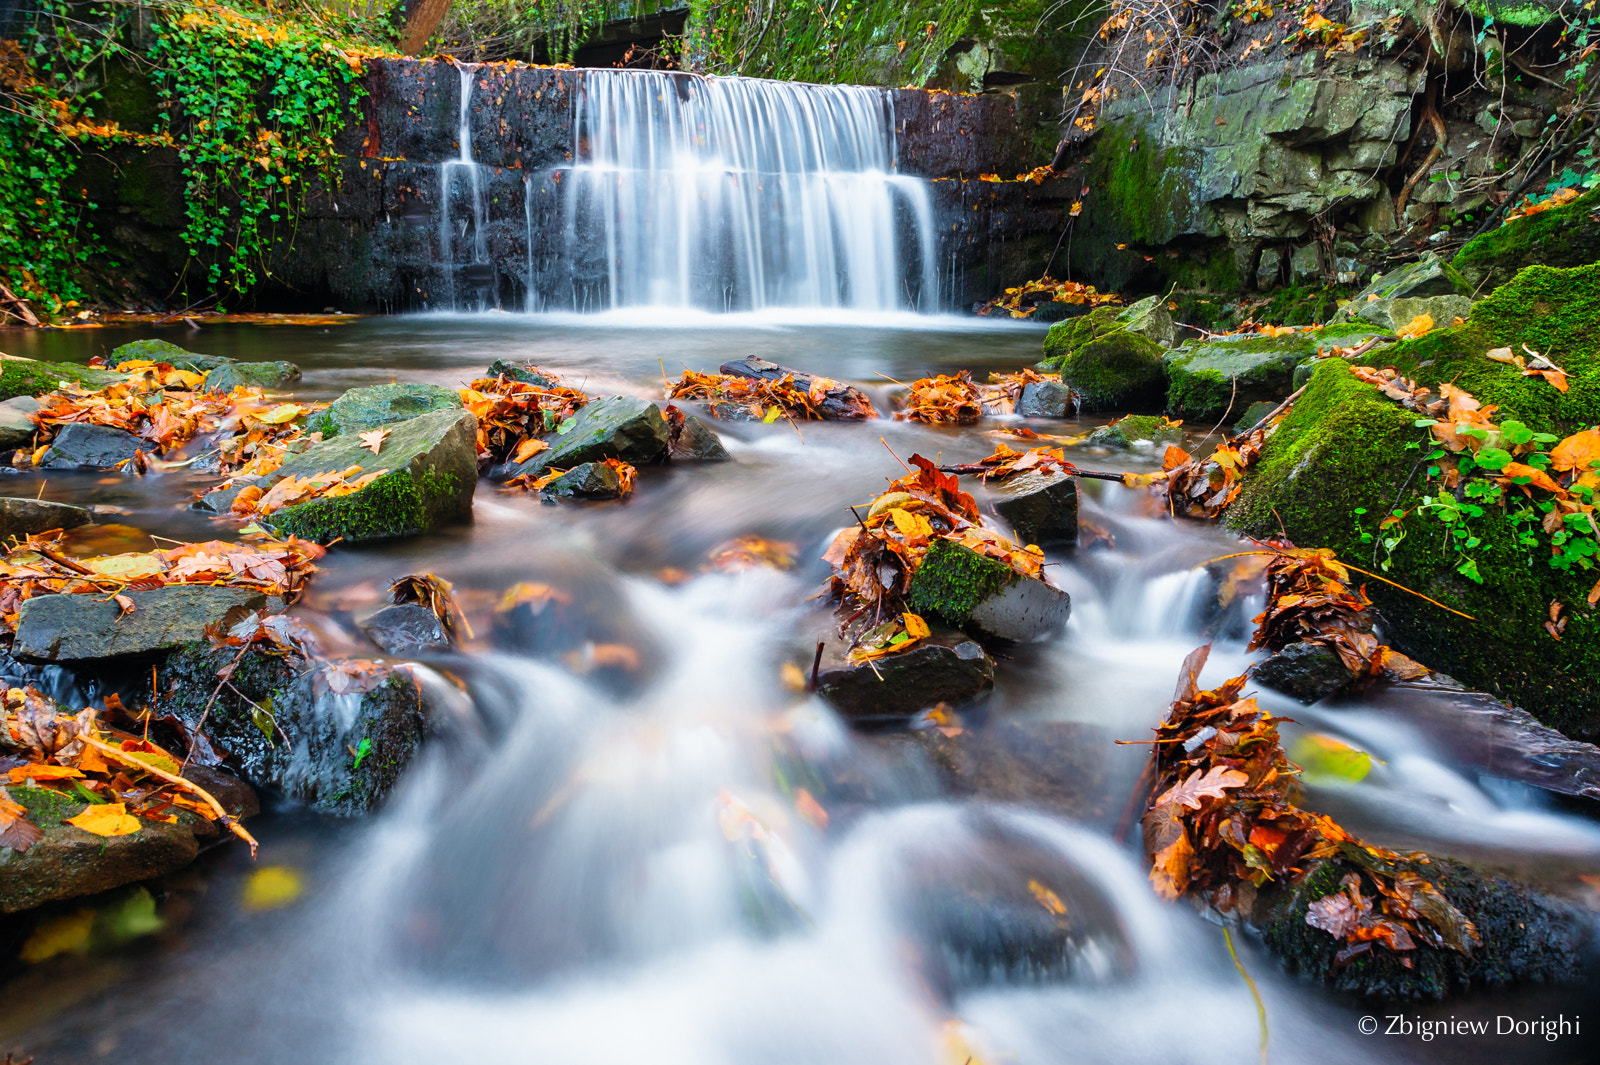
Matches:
[[439, 64, 492, 311]]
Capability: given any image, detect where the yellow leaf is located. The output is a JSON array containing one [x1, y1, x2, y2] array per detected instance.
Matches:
[[902, 612, 931, 639], [888, 507, 932, 539], [358, 427, 391, 456], [66, 802, 142, 837], [1397, 314, 1434, 340], [84, 553, 165, 581], [763, 405, 782, 424], [1028, 878, 1068, 916], [255, 403, 303, 425], [242, 865, 304, 911], [19, 908, 95, 963]]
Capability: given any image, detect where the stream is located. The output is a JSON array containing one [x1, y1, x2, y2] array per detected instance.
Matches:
[[3, 314, 1598, 1064]]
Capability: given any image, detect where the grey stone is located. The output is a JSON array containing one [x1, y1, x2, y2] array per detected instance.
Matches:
[[717, 357, 876, 420], [203, 360, 301, 393], [1084, 414, 1185, 450], [1, 395, 42, 413], [0, 497, 92, 538], [306, 382, 464, 438], [1253, 640, 1359, 703], [540, 461, 625, 501], [361, 602, 450, 655], [0, 813, 199, 914], [1351, 294, 1473, 332], [13, 585, 285, 661], [510, 395, 668, 478], [39, 423, 147, 469], [1165, 324, 1393, 421], [1510, 118, 1541, 139], [1256, 246, 1285, 290], [815, 628, 995, 723], [989, 470, 1078, 547], [266, 407, 478, 544], [668, 412, 732, 461], [967, 574, 1073, 643], [1015, 380, 1078, 418], [0, 403, 36, 450], [1341, 254, 1471, 308], [485, 359, 555, 387], [908, 539, 1071, 642], [1289, 243, 1324, 283], [1115, 294, 1177, 349]]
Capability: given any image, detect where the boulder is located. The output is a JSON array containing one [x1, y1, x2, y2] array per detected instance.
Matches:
[[1164, 323, 1392, 421], [306, 382, 464, 438], [0, 358, 122, 402], [1115, 294, 1178, 348], [1039, 312, 1168, 412], [1084, 413, 1185, 449], [361, 602, 450, 655], [108, 339, 230, 373], [0, 801, 198, 914], [203, 360, 301, 393], [1346, 253, 1471, 304], [717, 357, 876, 420], [908, 539, 1071, 642], [265, 407, 478, 544], [1252, 640, 1359, 703], [508, 395, 668, 478], [160, 643, 429, 815], [539, 461, 626, 501], [1452, 185, 1600, 293], [814, 627, 995, 723], [2, 395, 42, 413], [0, 403, 36, 450], [1014, 380, 1077, 418], [0, 497, 92, 538], [38, 423, 146, 469], [12, 586, 284, 662], [485, 359, 555, 387], [988, 470, 1078, 547], [667, 411, 732, 461], [1346, 294, 1473, 332]]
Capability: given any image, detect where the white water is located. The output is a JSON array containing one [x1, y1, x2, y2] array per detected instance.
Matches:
[[440, 64, 492, 311]]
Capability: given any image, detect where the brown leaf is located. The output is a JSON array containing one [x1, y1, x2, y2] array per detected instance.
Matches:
[[1153, 764, 1249, 810], [358, 427, 391, 456]]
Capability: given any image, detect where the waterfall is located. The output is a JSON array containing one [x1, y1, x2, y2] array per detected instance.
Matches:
[[438, 67, 940, 315]]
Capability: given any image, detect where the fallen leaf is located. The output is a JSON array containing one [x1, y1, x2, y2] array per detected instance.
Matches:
[[1154, 765, 1250, 810], [66, 802, 143, 837], [1028, 878, 1069, 916], [794, 788, 829, 830], [1397, 314, 1433, 340], [242, 865, 304, 911], [255, 403, 303, 425], [358, 427, 391, 456]]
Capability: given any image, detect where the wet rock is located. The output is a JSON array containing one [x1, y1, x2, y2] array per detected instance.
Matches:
[[1345, 294, 1474, 332], [1164, 323, 1392, 421], [305, 382, 464, 438], [988, 470, 1078, 547], [160, 643, 428, 815], [814, 627, 995, 723], [1014, 380, 1077, 418], [108, 340, 231, 373], [12, 586, 284, 662], [908, 539, 1071, 642], [38, 423, 146, 469], [203, 360, 301, 393], [892, 720, 1113, 824], [1253, 640, 1360, 703], [0, 497, 92, 538], [266, 407, 478, 544], [717, 356, 875, 419], [1038, 311, 1167, 412], [668, 412, 732, 461], [1, 358, 123, 402], [1257, 856, 1584, 1000], [509, 395, 667, 478], [191, 475, 266, 515], [539, 461, 626, 501], [1452, 185, 1600, 293], [0, 403, 37, 450], [361, 602, 450, 655], [0, 796, 199, 914], [485, 359, 555, 387], [1084, 413, 1185, 449]]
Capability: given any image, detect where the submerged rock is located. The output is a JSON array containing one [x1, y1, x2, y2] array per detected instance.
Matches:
[[988, 470, 1078, 547], [161, 643, 428, 815], [13, 586, 282, 662], [361, 602, 451, 655], [38, 423, 146, 469], [306, 382, 464, 438], [1164, 323, 1392, 421], [908, 539, 1070, 642], [814, 628, 995, 723], [266, 406, 478, 544], [668, 412, 732, 461], [509, 395, 668, 478], [203, 360, 301, 393], [1252, 640, 1360, 703], [540, 461, 627, 501], [890, 720, 1114, 824], [0, 497, 91, 539]]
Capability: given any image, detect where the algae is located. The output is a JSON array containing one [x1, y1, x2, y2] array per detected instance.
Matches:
[[908, 539, 1018, 627]]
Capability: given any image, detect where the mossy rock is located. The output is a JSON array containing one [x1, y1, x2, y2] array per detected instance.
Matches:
[[266, 407, 478, 544], [0, 359, 123, 402], [1085, 413, 1186, 449], [1257, 856, 1582, 999], [1040, 316, 1168, 413], [1228, 262, 1600, 739], [1165, 323, 1393, 421], [1040, 306, 1124, 367], [513, 395, 669, 477], [203, 360, 301, 393], [908, 538, 1018, 627], [1452, 185, 1600, 295], [108, 339, 230, 373], [305, 382, 463, 438]]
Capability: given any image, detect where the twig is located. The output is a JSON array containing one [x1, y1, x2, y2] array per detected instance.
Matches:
[[879, 436, 910, 470], [809, 641, 824, 690], [1224, 925, 1270, 1065], [78, 729, 259, 858]]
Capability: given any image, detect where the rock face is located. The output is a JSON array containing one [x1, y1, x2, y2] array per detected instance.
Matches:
[[539, 461, 627, 501], [1038, 309, 1168, 412], [38, 423, 146, 469], [13, 586, 283, 661], [203, 360, 302, 393], [1164, 324, 1392, 421], [509, 395, 668, 478], [0, 497, 93, 538], [988, 470, 1078, 547], [306, 382, 464, 438], [161, 643, 429, 815], [908, 539, 1070, 642], [814, 627, 995, 723], [1014, 380, 1077, 418], [361, 602, 451, 655], [1452, 185, 1600, 293], [266, 407, 478, 544], [0, 808, 199, 914], [1252, 640, 1359, 703], [667, 412, 732, 461]]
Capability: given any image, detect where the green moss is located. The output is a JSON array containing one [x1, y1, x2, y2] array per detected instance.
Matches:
[[1068, 118, 1202, 291], [908, 539, 1017, 627], [1040, 307, 1122, 367], [1166, 324, 1392, 421], [10, 784, 89, 828], [0, 359, 122, 401], [1259, 285, 1352, 327], [271, 468, 437, 544], [1452, 186, 1600, 294], [1086, 413, 1185, 448], [202, 360, 300, 393], [1042, 325, 1167, 412]]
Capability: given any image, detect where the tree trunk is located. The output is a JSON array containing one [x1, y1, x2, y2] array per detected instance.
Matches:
[[398, 0, 452, 56]]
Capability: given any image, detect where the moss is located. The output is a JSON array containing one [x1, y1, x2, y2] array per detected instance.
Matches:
[[0, 360, 122, 401], [1039, 306, 1123, 367], [271, 468, 434, 544], [1230, 264, 1600, 738], [1165, 324, 1392, 421], [1086, 413, 1185, 448], [202, 360, 300, 393], [1043, 327, 1167, 412], [1452, 186, 1600, 294], [1259, 285, 1352, 327], [1068, 118, 1202, 291], [909, 539, 1018, 627], [10, 785, 89, 828]]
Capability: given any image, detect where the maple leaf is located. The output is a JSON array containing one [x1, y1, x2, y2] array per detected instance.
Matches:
[[1153, 764, 1250, 810], [358, 427, 390, 456]]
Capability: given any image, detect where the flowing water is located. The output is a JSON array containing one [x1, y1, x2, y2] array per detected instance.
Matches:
[[3, 317, 1598, 1065]]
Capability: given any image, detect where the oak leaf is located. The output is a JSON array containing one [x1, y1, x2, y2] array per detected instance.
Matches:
[[1153, 764, 1249, 810], [358, 427, 391, 456]]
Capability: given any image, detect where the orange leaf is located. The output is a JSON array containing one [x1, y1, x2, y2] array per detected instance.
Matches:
[[1500, 462, 1563, 493], [1550, 428, 1600, 474], [358, 427, 390, 456], [9, 764, 85, 782], [511, 437, 550, 464], [66, 802, 143, 837], [902, 612, 931, 639], [1153, 765, 1249, 810], [1162, 444, 1191, 471], [794, 788, 829, 830]]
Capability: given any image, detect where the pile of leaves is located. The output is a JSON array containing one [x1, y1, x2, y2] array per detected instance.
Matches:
[[895, 371, 983, 425], [976, 368, 1073, 416], [1248, 547, 1430, 683], [821, 454, 1047, 630], [1125, 425, 1276, 520], [458, 367, 589, 467], [1, 687, 257, 856], [0, 531, 324, 636], [229, 465, 389, 518], [974, 278, 1119, 319], [667, 369, 877, 422], [1143, 644, 1479, 966], [1502, 185, 1581, 225], [942, 442, 1082, 482]]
